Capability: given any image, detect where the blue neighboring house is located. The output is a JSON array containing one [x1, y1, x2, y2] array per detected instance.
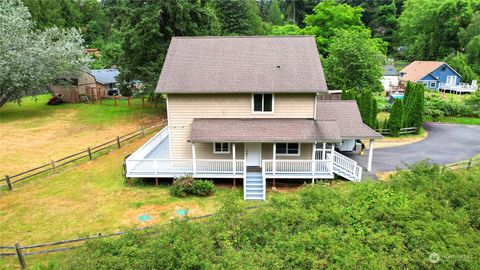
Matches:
[[399, 61, 462, 90]]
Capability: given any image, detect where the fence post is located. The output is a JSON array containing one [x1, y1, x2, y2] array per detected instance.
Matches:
[[15, 243, 26, 269], [142, 98, 145, 108], [51, 160, 56, 174], [117, 136, 121, 148], [88, 147, 92, 160], [467, 158, 472, 170], [114, 95, 117, 106], [141, 127, 145, 137], [128, 97, 131, 107], [5, 175, 12, 191]]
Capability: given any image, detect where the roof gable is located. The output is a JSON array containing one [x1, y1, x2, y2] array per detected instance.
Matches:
[[156, 36, 328, 94], [399, 61, 444, 82]]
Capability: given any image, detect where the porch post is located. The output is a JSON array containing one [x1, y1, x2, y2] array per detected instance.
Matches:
[[322, 142, 326, 160], [367, 139, 374, 172], [232, 143, 236, 176], [272, 143, 276, 175], [311, 142, 316, 184], [191, 143, 196, 175]]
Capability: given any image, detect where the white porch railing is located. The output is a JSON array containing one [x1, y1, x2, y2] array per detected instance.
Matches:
[[263, 160, 331, 175], [126, 159, 245, 175], [331, 151, 362, 181], [439, 81, 478, 93]]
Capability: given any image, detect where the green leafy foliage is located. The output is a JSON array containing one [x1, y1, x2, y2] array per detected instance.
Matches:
[[212, 0, 265, 35], [444, 52, 479, 83], [425, 93, 479, 119], [388, 99, 404, 136], [170, 176, 215, 197], [356, 90, 379, 128], [65, 163, 480, 269], [403, 82, 425, 131], [324, 28, 386, 90], [0, 0, 87, 107]]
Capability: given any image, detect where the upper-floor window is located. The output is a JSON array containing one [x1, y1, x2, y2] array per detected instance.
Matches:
[[252, 94, 273, 113]]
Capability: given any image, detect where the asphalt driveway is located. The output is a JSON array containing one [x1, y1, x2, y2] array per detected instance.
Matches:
[[344, 122, 480, 175]]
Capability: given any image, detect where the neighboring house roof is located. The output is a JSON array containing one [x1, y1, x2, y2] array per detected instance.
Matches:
[[156, 36, 328, 94], [399, 61, 461, 82], [383, 65, 398, 76], [89, 69, 119, 85], [316, 100, 383, 139], [191, 118, 342, 143]]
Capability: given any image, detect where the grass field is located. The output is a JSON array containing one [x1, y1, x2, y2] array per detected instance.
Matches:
[[0, 94, 164, 176]]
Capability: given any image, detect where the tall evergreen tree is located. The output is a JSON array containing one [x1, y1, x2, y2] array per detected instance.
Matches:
[[211, 0, 265, 35], [356, 90, 378, 128], [268, 0, 284, 25], [389, 99, 404, 136]]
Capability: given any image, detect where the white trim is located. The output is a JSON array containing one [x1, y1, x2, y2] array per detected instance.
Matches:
[[313, 93, 318, 120], [166, 95, 172, 159], [429, 81, 437, 88], [213, 142, 231, 154], [251, 93, 274, 114], [275, 142, 301, 156], [441, 63, 462, 78]]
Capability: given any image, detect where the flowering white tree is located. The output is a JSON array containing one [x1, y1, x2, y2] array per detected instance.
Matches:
[[0, 0, 88, 107]]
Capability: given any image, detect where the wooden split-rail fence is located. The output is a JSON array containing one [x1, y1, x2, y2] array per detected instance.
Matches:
[[374, 127, 418, 136], [442, 157, 480, 171], [0, 121, 166, 191]]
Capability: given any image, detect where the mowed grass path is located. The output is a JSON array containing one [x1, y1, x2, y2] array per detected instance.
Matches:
[[0, 94, 164, 176]]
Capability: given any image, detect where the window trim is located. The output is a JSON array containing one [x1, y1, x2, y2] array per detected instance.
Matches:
[[213, 142, 231, 154], [251, 93, 274, 114], [429, 82, 437, 88], [275, 143, 301, 156]]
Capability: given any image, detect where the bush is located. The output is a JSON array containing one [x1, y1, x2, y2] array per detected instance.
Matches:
[[425, 93, 478, 118], [67, 162, 480, 269], [388, 99, 404, 136], [169, 176, 214, 197], [191, 179, 215, 196]]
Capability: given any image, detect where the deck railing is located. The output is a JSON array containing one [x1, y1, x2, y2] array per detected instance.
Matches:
[[263, 160, 331, 175], [331, 151, 362, 181], [126, 159, 245, 176]]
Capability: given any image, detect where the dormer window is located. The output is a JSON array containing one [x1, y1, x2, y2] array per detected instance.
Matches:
[[252, 94, 273, 113]]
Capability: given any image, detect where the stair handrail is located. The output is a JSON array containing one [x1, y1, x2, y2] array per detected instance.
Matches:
[[332, 151, 363, 181]]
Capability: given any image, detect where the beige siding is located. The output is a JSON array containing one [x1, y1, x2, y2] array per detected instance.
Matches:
[[77, 73, 96, 95], [261, 143, 313, 160], [168, 93, 316, 159]]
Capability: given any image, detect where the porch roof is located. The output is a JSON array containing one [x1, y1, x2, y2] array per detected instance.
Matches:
[[191, 118, 342, 143], [316, 100, 383, 139]]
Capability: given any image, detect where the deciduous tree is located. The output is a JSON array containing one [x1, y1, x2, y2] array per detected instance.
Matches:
[[0, 0, 87, 107]]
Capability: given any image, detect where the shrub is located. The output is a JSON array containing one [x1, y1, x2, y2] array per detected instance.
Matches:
[[67, 163, 480, 270], [191, 179, 215, 196], [388, 99, 404, 136], [169, 176, 214, 197]]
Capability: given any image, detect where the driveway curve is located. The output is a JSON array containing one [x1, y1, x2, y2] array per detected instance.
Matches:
[[345, 122, 480, 175]]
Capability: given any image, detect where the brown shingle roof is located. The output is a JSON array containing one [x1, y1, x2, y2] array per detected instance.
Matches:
[[156, 36, 328, 94], [399, 61, 444, 82], [191, 118, 341, 143], [316, 100, 383, 139]]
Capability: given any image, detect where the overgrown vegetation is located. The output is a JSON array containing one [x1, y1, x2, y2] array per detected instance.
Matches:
[[169, 176, 215, 197], [425, 91, 480, 121], [64, 163, 480, 269]]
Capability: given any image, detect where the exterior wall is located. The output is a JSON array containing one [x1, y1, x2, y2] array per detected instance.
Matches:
[[429, 64, 461, 86], [77, 73, 96, 95], [261, 143, 313, 160], [168, 93, 316, 159], [380, 75, 399, 90], [195, 142, 245, 160]]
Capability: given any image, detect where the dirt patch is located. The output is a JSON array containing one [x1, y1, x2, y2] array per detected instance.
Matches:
[[363, 130, 429, 149]]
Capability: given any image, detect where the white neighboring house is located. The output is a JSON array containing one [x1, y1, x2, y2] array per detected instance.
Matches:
[[380, 65, 399, 91]]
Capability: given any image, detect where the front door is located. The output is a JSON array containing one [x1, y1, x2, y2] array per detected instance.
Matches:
[[245, 143, 261, 167]]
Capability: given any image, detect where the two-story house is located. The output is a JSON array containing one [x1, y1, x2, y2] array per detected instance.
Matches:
[[126, 36, 382, 200]]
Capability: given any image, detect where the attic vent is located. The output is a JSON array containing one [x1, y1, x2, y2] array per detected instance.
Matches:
[[276, 65, 281, 68]]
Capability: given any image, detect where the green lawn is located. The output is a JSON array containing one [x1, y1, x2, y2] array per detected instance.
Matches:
[[0, 94, 162, 126], [435, 116, 480, 125]]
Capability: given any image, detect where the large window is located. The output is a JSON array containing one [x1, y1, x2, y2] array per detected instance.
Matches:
[[213, 142, 230, 154], [252, 94, 273, 113], [276, 143, 300, 156], [429, 82, 436, 88]]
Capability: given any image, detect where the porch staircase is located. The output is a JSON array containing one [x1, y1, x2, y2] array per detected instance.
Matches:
[[244, 172, 265, 200], [331, 151, 362, 182]]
